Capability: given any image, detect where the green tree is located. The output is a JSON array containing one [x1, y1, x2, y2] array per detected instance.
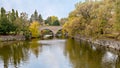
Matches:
[[34, 10, 38, 21], [0, 17, 12, 34], [45, 16, 60, 26], [45, 16, 51, 25], [11, 9, 16, 22], [38, 14, 43, 22], [0, 7, 16, 34], [16, 10, 19, 18], [53, 20, 60, 26], [30, 10, 38, 22], [30, 10, 43, 25], [0, 7, 6, 17]]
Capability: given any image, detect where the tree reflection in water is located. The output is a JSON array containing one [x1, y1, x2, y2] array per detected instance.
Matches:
[[64, 38, 120, 68], [0, 39, 120, 68], [0, 41, 30, 68], [0, 39, 41, 68]]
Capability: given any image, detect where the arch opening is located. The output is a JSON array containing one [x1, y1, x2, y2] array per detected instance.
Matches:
[[39, 26, 63, 39], [56, 29, 68, 38], [40, 29, 54, 39]]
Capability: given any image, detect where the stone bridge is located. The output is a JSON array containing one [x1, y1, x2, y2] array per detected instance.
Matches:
[[39, 26, 62, 35]]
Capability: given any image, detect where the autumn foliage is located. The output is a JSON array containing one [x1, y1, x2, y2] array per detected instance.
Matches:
[[63, 0, 120, 39], [29, 21, 40, 38]]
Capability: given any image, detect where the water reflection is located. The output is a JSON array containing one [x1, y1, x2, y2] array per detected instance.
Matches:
[[0, 39, 42, 68], [102, 51, 118, 68], [64, 39, 120, 68], [65, 39, 103, 68], [29, 39, 42, 58], [38, 39, 71, 68], [0, 39, 120, 68], [0, 41, 30, 68]]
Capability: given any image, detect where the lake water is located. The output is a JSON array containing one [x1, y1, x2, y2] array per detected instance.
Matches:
[[0, 38, 120, 68]]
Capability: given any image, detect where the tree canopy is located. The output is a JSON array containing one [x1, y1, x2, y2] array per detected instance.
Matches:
[[0, 7, 29, 35], [63, 0, 120, 39], [30, 10, 43, 25], [29, 21, 40, 38], [45, 16, 60, 26]]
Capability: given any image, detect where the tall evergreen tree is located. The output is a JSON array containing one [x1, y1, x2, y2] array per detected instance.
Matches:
[[16, 10, 19, 18], [34, 10, 38, 21], [30, 10, 43, 25], [0, 7, 6, 17], [38, 14, 43, 22], [11, 9, 16, 22]]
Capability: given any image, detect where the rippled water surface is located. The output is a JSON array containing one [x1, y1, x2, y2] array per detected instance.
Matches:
[[0, 39, 120, 68]]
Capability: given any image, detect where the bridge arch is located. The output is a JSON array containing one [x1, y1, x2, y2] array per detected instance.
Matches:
[[56, 29, 63, 33], [39, 26, 62, 36], [40, 29, 54, 36]]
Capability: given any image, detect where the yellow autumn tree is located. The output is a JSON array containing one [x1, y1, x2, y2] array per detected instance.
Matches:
[[29, 21, 40, 38]]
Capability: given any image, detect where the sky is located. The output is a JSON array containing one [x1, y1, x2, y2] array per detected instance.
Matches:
[[0, 0, 84, 19]]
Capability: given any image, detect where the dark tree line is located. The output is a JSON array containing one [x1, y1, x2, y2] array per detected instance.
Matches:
[[0, 7, 61, 35], [30, 10, 60, 26], [0, 7, 29, 35]]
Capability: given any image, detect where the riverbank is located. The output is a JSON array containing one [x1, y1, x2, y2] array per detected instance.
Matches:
[[0, 35, 25, 41], [74, 35, 120, 51]]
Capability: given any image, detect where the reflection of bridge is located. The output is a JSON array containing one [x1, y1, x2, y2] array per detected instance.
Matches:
[[39, 26, 62, 35]]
